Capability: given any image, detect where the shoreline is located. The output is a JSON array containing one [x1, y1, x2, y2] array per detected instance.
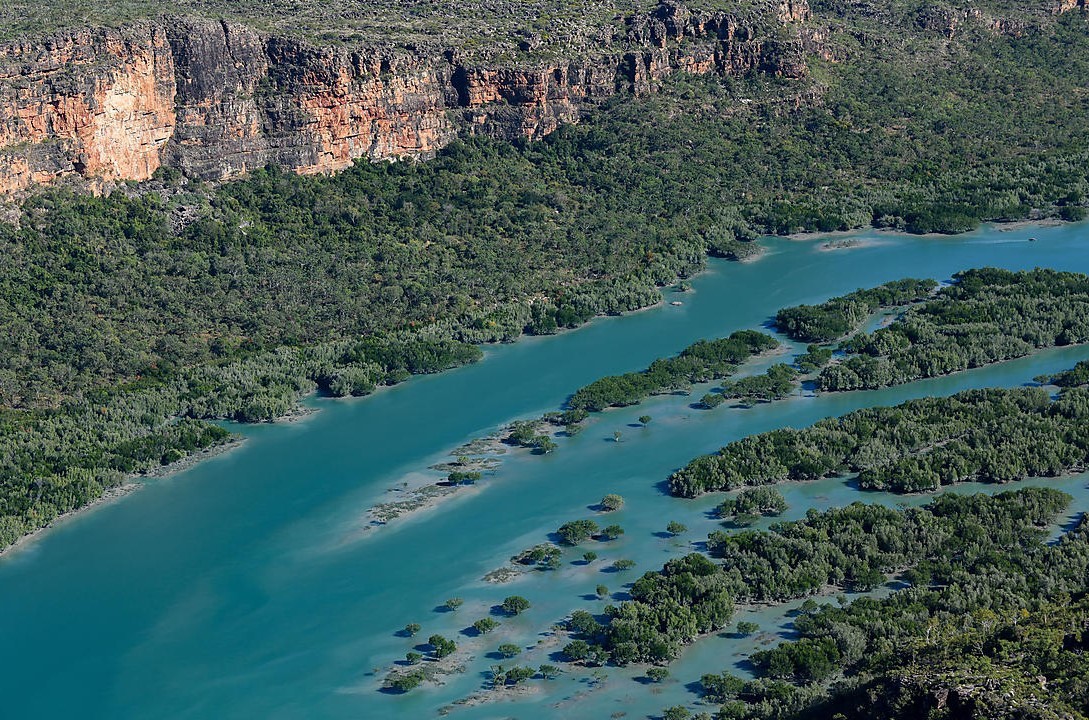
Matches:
[[354, 337, 794, 536], [784, 216, 1071, 244], [0, 274, 674, 559], [143, 436, 245, 479], [356, 342, 801, 537], [989, 218, 1065, 233], [0, 482, 140, 559], [0, 437, 244, 560], [354, 418, 552, 538], [5, 214, 1075, 559]]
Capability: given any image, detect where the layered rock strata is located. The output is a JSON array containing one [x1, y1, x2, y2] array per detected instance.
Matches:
[[0, 2, 810, 192]]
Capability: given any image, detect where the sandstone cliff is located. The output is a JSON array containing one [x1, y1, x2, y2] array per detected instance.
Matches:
[[0, 1, 809, 193]]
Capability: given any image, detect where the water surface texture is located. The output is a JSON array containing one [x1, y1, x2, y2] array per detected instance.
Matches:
[[4, 224, 1089, 719]]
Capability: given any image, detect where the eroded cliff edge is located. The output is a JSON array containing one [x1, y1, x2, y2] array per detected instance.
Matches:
[[0, 1, 812, 192]]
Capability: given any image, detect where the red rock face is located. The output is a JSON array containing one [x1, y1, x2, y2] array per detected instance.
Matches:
[[164, 24, 462, 180], [0, 2, 812, 193], [0, 24, 176, 193]]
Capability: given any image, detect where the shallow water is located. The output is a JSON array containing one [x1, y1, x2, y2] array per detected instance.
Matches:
[[3, 223, 1089, 719]]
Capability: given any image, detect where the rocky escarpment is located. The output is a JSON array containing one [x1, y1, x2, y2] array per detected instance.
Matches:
[[0, 25, 177, 191], [0, 1, 810, 192]]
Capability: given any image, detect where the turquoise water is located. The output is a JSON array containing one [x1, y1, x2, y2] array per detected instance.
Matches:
[[3, 224, 1089, 719]]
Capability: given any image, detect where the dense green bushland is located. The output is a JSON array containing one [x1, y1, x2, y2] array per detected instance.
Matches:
[[715, 486, 788, 522], [4, 153, 714, 410], [795, 346, 832, 374], [775, 279, 937, 343], [587, 11, 1089, 238], [670, 386, 1089, 497], [577, 265, 1089, 429], [819, 268, 1089, 390], [567, 331, 778, 411], [0, 409, 232, 546], [1037, 359, 1089, 387], [709, 490, 1067, 604], [778, 594, 1089, 720], [698, 595, 1089, 720], [717, 512, 1089, 719], [560, 488, 1073, 666], [715, 364, 800, 404], [5, 2, 1089, 551], [0, 336, 482, 547]]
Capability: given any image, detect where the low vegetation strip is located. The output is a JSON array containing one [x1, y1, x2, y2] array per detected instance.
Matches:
[[670, 385, 1089, 497], [818, 268, 1089, 390], [774, 278, 938, 343], [567, 331, 779, 412]]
